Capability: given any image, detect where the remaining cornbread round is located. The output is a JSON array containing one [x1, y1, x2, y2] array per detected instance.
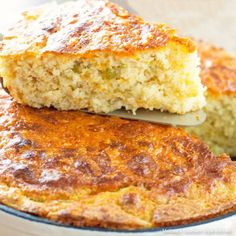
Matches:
[[0, 0, 205, 114], [187, 42, 236, 156], [0, 88, 235, 230]]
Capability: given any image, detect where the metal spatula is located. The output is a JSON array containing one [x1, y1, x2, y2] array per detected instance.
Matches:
[[83, 109, 206, 127]]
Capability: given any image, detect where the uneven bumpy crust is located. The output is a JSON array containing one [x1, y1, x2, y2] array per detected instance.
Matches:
[[0, 89, 235, 230], [0, 0, 195, 56], [199, 41, 236, 96]]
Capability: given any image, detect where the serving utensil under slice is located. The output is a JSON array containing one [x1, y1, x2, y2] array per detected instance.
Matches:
[[83, 109, 206, 127]]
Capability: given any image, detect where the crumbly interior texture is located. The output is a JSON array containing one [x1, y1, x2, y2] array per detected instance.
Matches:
[[187, 94, 236, 156], [0, 42, 204, 114], [186, 42, 236, 157]]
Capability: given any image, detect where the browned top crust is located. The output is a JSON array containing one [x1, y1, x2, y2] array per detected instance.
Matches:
[[0, 88, 235, 230], [0, 0, 195, 56], [198, 41, 236, 96]]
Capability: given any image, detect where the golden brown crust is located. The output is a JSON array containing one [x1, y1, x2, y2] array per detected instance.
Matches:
[[198, 41, 236, 96], [0, 0, 195, 57], [0, 88, 235, 230]]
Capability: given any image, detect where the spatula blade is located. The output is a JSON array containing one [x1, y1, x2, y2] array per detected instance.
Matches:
[[84, 109, 206, 127]]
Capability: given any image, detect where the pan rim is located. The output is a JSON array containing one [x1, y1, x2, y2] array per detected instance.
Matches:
[[0, 204, 235, 234]]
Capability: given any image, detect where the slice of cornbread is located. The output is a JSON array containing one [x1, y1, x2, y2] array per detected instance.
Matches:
[[0, 88, 235, 230], [187, 42, 236, 156], [0, 0, 205, 114]]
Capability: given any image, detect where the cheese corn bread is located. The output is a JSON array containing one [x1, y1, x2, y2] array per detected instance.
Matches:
[[0, 0, 205, 114]]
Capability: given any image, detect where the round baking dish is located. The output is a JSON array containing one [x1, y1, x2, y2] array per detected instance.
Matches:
[[0, 204, 235, 236]]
